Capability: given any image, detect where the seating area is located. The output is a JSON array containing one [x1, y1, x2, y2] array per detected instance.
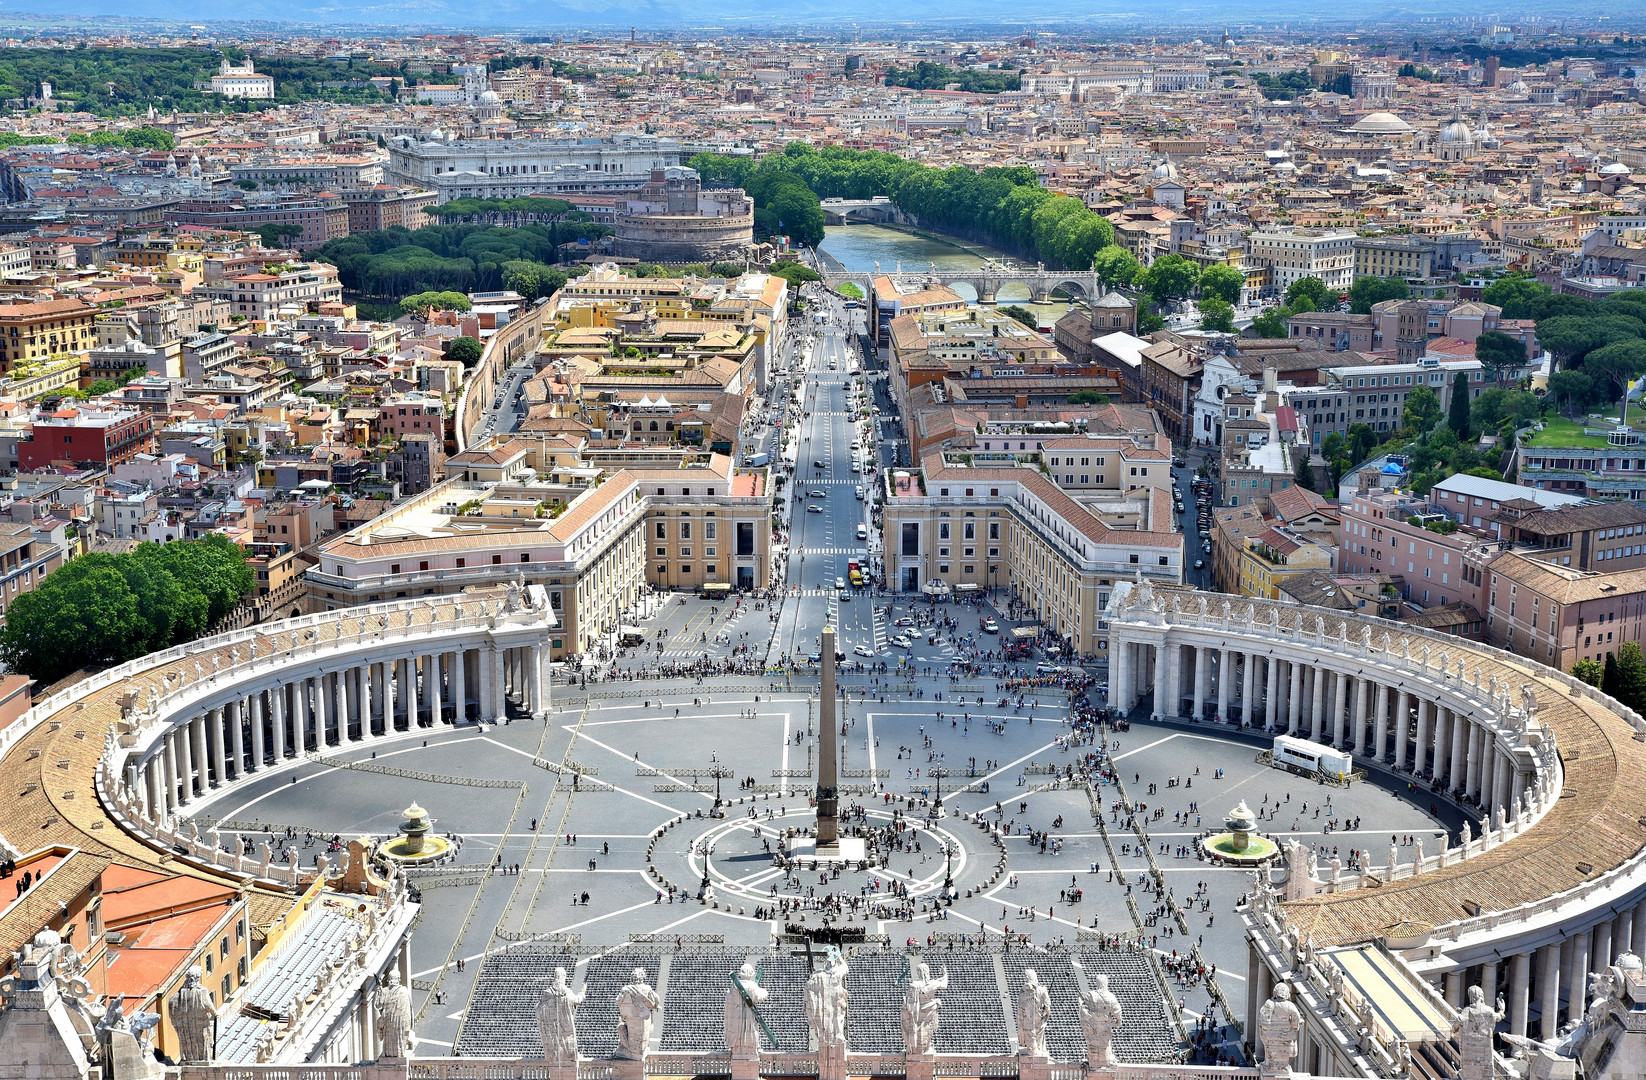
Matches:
[[753, 954, 811, 1052], [1000, 953, 1085, 1063], [454, 949, 577, 1058], [927, 952, 1011, 1057], [578, 955, 664, 1058], [843, 949, 909, 1053], [1078, 951, 1181, 1062], [658, 950, 749, 1052]]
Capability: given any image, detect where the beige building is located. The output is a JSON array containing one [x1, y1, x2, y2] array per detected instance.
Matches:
[[308, 444, 770, 660], [881, 451, 1182, 659]]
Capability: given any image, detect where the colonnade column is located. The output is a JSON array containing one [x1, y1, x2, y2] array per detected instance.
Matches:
[[1540, 942, 1562, 1040], [1218, 647, 1233, 722], [490, 644, 507, 721], [1240, 652, 1256, 727], [250, 691, 265, 771], [1353, 678, 1369, 754], [454, 647, 469, 724], [1372, 683, 1389, 763], [1466, 723, 1485, 800], [1431, 707, 1450, 786], [163, 734, 180, 811], [1393, 692, 1410, 770], [207, 707, 226, 787], [1331, 672, 1348, 747], [1152, 641, 1168, 720], [333, 671, 348, 744], [229, 700, 244, 779], [1570, 931, 1592, 1021], [1287, 662, 1302, 733], [528, 646, 545, 718], [1449, 707, 1469, 791], [1191, 647, 1207, 721], [1596, 921, 1614, 973], [1413, 700, 1431, 776], [177, 718, 196, 803], [1306, 667, 1323, 741], [1266, 657, 1280, 730]]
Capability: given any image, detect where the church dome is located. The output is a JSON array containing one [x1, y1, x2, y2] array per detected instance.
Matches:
[[479, 90, 502, 105], [1151, 158, 1179, 180], [1601, 161, 1632, 176], [1348, 111, 1413, 134], [1439, 119, 1473, 144]]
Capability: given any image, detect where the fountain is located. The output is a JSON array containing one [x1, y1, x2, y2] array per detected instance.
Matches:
[[1198, 800, 1278, 865], [379, 802, 453, 864]]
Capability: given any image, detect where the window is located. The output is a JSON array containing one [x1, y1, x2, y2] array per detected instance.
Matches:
[[1129, 554, 1140, 564], [680, 522, 691, 539], [656, 522, 666, 539]]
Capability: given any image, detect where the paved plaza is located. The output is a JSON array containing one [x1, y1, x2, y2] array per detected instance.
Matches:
[[183, 667, 1449, 1058]]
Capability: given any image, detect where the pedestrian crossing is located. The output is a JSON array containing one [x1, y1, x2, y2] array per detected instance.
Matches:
[[788, 546, 869, 555]]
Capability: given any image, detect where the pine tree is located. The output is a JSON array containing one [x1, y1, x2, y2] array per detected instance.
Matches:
[[1447, 373, 1472, 440]]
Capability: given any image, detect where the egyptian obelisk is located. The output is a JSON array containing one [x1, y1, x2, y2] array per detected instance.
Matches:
[[817, 624, 839, 849]]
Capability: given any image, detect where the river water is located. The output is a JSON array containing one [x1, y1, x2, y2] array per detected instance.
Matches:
[[817, 223, 1072, 328]]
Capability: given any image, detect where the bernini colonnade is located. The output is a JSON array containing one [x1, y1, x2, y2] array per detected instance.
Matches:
[[1107, 581, 1646, 1072]]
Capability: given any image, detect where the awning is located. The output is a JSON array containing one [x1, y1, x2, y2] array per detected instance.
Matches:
[[1011, 626, 1041, 640]]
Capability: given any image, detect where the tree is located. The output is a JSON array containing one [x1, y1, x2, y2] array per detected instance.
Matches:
[[1198, 297, 1235, 333], [1285, 276, 1334, 311], [400, 291, 472, 315], [1547, 369, 1594, 415], [1287, 295, 1317, 316], [1348, 424, 1378, 465], [446, 336, 483, 366], [1470, 388, 1540, 431], [1197, 264, 1244, 306], [254, 223, 305, 248], [1402, 385, 1441, 434], [1249, 306, 1290, 339], [1474, 330, 1528, 380], [1572, 658, 1604, 687], [1347, 274, 1410, 314], [1000, 305, 1039, 330], [1293, 447, 1316, 491], [1584, 339, 1646, 404], [837, 282, 863, 300], [1538, 314, 1645, 371], [768, 261, 822, 288], [1068, 391, 1109, 405], [1481, 273, 1551, 319], [1448, 373, 1472, 440], [1611, 641, 1646, 713], [1093, 246, 1140, 290], [1140, 254, 1200, 306], [0, 537, 251, 684]]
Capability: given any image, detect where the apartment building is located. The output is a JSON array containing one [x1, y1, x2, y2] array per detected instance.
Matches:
[[1245, 228, 1358, 294], [341, 186, 438, 233], [0, 521, 67, 625], [17, 406, 154, 471], [307, 448, 770, 660], [166, 197, 349, 251], [0, 298, 97, 373], [1484, 551, 1646, 672], [881, 453, 1183, 660], [194, 263, 344, 322]]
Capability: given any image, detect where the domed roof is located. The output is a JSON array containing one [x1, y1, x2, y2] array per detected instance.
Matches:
[[1348, 111, 1414, 134], [1601, 161, 1632, 176], [479, 90, 502, 104], [1440, 119, 1473, 144], [1152, 157, 1179, 180]]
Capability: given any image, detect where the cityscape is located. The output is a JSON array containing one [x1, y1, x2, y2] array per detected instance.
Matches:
[[2, 9, 1646, 1080]]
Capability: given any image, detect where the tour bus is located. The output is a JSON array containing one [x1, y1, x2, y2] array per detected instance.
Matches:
[[1271, 735, 1353, 781]]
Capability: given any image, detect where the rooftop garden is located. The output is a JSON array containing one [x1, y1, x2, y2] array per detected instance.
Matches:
[[1520, 415, 1626, 449]]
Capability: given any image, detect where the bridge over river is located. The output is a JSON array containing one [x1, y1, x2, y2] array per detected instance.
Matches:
[[821, 262, 1101, 305]]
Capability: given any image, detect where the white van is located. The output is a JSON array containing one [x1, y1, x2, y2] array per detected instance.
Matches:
[[856, 523, 868, 540]]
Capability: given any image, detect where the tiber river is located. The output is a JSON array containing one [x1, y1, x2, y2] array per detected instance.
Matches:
[[817, 223, 1073, 329]]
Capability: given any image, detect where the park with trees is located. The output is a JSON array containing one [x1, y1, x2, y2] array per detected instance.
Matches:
[[0, 535, 253, 684]]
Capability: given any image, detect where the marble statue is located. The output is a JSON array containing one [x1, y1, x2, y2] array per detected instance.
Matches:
[[168, 966, 215, 1064], [615, 968, 661, 1059], [725, 962, 768, 1057], [1074, 963, 1122, 1067], [375, 970, 412, 1060], [1015, 968, 1052, 1058], [805, 950, 850, 1053], [1258, 982, 1302, 1076], [902, 961, 948, 1057], [537, 967, 585, 1066], [1451, 984, 1505, 1080]]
